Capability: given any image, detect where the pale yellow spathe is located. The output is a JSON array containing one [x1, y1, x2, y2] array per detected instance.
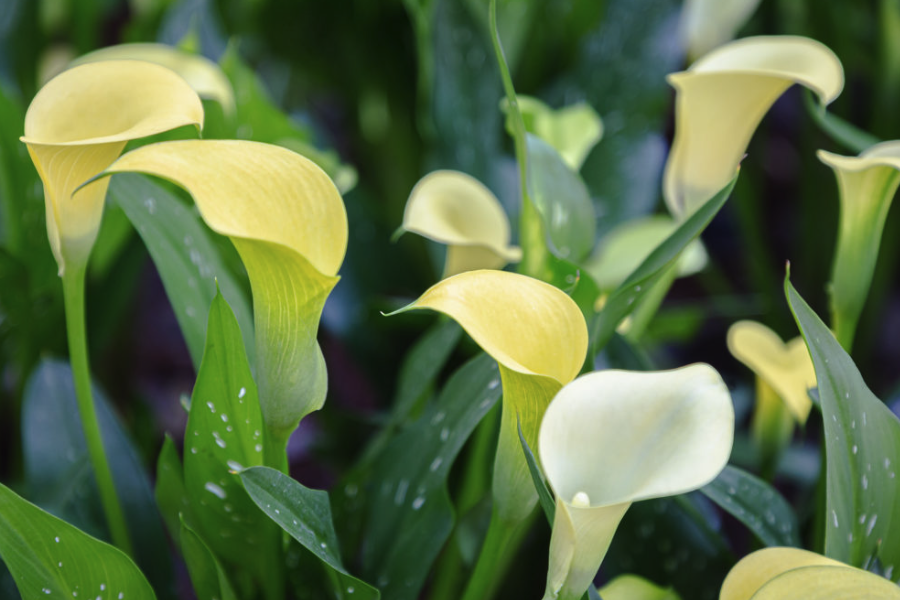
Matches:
[[102, 140, 347, 439], [727, 320, 816, 423], [665, 36, 843, 218], [539, 365, 734, 600], [404, 270, 587, 523], [22, 60, 204, 274], [680, 0, 762, 60], [720, 547, 900, 600], [511, 95, 603, 171], [401, 171, 521, 278]]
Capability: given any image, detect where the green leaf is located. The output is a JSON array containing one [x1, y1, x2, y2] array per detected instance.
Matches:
[[20, 359, 173, 596], [0, 482, 156, 600], [179, 517, 238, 600], [517, 417, 555, 526], [109, 173, 254, 370], [239, 466, 380, 600], [804, 90, 880, 155], [525, 133, 596, 263], [154, 435, 192, 547], [183, 290, 280, 593], [700, 466, 801, 548], [589, 177, 736, 354], [785, 276, 900, 579], [361, 353, 502, 600]]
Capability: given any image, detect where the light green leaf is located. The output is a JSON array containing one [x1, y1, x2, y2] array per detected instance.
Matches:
[[21, 359, 173, 595], [700, 466, 800, 547], [155, 435, 192, 548], [109, 173, 254, 369], [240, 466, 379, 600], [785, 276, 900, 579], [526, 133, 596, 263], [590, 177, 736, 354], [803, 90, 880, 155], [179, 517, 238, 600], [0, 483, 156, 600], [361, 353, 502, 600], [183, 290, 280, 594]]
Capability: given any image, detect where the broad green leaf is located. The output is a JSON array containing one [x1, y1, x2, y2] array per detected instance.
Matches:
[[21, 60, 203, 273], [803, 90, 880, 155], [538, 366, 733, 600], [73, 42, 235, 115], [818, 142, 900, 350], [204, 46, 356, 193], [397, 269, 588, 524], [183, 291, 281, 595], [103, 140, 347, 446], [720, 547, 900, 600], [179, 517, 238, 600], [400, 170, 521, 277], [665, 36, 843, 218], [109, 173, 254, 369], [525, 133, 596, 263], [0, 483, 156, 600], [590, 177, 736, 354], [502, 95, 603, 172], [20, 359, 173, 595], [361, 353, 501, 600], [240, 466, 379, 600], [700, 466, 800, 548], [155, 435, 191, 547], [599, 574, 680, 600], [785, 277, 900, 579]]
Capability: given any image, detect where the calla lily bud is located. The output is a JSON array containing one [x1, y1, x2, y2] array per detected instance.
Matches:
[[538, 365, 734, 600], [101, 140, 347, 450], [664, 36, 843, 219], [21, 60, 204, 274], [398, 269, 587, 524], [720, 547, 900, 599], [818, 142, 900, 350], [400, 171, 521, 278]]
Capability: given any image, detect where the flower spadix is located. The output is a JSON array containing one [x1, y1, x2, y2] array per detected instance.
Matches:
[[538, 365, 734, 600], [400, 171, 522, 278], [101, 140, 346, 449], [664, 36, 843, 218], [818, 142, 900, 350], [727, 320, 816, 424], [21, 60, 204, 274], [720, 547, 900, 600], [73, 43, 235, 116], [398, 269, 586, 523]]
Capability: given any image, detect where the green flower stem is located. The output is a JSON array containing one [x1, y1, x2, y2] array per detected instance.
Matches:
[[61, 262, 133, 557], [460, 508, 533, 600], [263, 428, 291, 475]]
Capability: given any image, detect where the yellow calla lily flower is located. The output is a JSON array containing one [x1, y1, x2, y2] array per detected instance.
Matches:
[[21, 60, 204, 274], [399, 269, 586, 524], [503, 95, 604, 171], [680, 0, 762, 60], [400, 171, 522, 279], [72, 42, 235, 116], [599, 574, 681, 600], [100, 140, 347, 459], [727, 321, 816, 424], [538, 365, 734, 600], [664, 36, 844, 218], [720, 547, 900, 599], [818, 142, 900, 350]]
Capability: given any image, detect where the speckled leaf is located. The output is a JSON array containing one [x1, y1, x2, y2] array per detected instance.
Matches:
[[179, 517, 238, 600], [590, 177, 735, 354], [109, 173, 254, 369], [361, 353, 502, 600], [0, 483, 156, 600], [21, 359, 173, 596], [155, 435, 192, 547], [786, 277, 900, 579], [183, 290, 280, 594], [700, 466, 800, 547], [239, 467, 379, 600]]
